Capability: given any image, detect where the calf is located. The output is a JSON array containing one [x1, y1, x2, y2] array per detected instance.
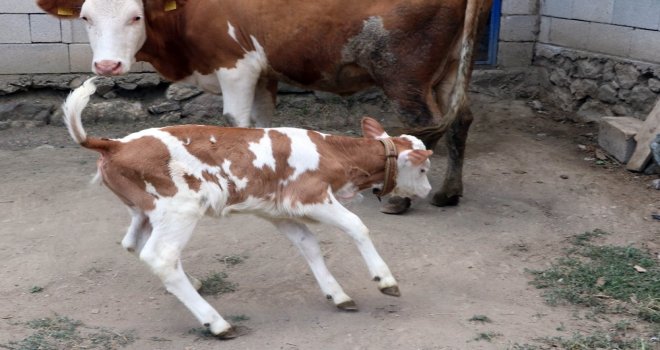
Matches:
[[63, 78, 433, 338]]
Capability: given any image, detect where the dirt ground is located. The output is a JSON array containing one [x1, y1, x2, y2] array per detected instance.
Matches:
[[0, 93, 658, 349]]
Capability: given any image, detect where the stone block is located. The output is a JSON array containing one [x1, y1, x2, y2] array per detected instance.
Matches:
[[0, 44, 69, 74], [0, 14, 30, 44], [30, 14, 62, 43], [499, 15, 538, 42], [502, 0, 538, 15], [0, 1, 42, 13], [598, 116, 642, 163], [538, 16, 550, 43], [540, 0, 573, 18], [497, 42, 534, 67], [586, 22, 632, 57], [572, 0, 613, 23], [546, 18, 590, 49], [612, 0, 660, 30], [69, 43, 92, 73], [61, 19, 88, 43], [629, 29, 660, 64]]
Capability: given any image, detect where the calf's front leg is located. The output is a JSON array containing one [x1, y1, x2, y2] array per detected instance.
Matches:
[[307, 199, 400, 297], [269, 218, 357, 311]]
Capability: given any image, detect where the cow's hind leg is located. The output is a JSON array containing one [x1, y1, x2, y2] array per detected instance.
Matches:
[[139, 212, 236, 339], [307, 200, 400, 297], [269, 219, 357, 311], [432, 105, 472, 207], [250, 78, 277, 127]]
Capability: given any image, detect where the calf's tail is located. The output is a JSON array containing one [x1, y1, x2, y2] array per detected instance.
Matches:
[[62, 77, 116, 152]]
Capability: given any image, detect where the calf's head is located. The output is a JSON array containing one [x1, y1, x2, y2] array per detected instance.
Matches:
[[361, 117, 433, 199], [37, 0, 185, 75]]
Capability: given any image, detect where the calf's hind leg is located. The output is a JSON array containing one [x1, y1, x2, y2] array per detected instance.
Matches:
[[269, 218, 357, 311], [139, 212, 236, 339]]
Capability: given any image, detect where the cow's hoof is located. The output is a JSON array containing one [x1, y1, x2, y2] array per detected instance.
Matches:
[[380, 286, 401, 297], [380, 196, 411, 215], [431, 192, 460, 207], [336, 300, 359, 312]]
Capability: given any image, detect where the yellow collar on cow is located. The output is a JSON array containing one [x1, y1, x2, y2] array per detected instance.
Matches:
[[164, 0, 178, 11], [373, 138, 398, 200]]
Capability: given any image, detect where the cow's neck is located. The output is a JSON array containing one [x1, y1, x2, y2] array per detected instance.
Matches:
[[136, 12, 194, 81]]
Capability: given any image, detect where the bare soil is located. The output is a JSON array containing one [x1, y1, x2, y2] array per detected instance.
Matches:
[[0, 93, 658, 349]]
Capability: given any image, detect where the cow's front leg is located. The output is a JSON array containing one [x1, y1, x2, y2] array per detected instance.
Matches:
[[269, 218, 357, 311], [308, 199, 400, 297], [217, 52, 265, 127], [140, 211, 236, 339]]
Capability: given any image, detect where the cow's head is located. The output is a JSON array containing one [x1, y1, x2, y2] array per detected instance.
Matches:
[[361, 117, 433, 199], [37, 0, 185, 75]]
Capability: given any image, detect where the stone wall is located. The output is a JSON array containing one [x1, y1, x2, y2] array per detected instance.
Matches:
[[536, 0, 660, 119]]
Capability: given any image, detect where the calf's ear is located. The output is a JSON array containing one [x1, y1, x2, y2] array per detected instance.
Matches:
[[361, 116, 390, 140], [407, 150, 433, 166], [37, 0, 84, 18]]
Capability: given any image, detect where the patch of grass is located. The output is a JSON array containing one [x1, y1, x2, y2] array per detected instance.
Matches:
[[539, 331, 651, 350], [29, 286, 43, 294], [473, 331, 501, 342], [468, 315, 492, 323], [570, 228, 608, 246], [198, 272, 237, 296], [227, 314, 250, 323], [529, 230, 659, 323], [0, 316, 136, 350], [187, 327, 214, 338], [217, 254, 247, 267]]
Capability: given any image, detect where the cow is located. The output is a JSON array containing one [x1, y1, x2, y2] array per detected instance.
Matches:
[[38, 0, 491, 214], [62, 77, 433, 338]]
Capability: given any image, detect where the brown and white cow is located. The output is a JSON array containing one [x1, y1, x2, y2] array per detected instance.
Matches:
[[63, 78, 432, 338], [38, 0, 491, 213]]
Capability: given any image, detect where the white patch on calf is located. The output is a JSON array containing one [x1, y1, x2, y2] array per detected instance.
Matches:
[[274, 128, 320, 183], [248, 131, 276, 170]]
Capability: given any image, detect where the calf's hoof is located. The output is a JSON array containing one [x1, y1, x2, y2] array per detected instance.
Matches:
[[380, 196, 411, 215], [336, 300, 359, 312], [379, 286, 401, 297], [215, 325, 251, 340], [431, 191, 460, 207]]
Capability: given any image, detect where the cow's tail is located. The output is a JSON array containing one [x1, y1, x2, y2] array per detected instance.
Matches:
[[404, 0, 483, 149], [62, 77, 117, 153]]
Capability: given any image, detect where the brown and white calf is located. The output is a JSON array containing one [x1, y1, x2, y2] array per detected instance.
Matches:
[[63, 78, 432, 338], [39, 0, 491, 212]]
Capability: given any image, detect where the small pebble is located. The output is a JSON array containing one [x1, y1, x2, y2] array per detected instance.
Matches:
[[652, 179, 660, 190], [560, 175, 569, 179]]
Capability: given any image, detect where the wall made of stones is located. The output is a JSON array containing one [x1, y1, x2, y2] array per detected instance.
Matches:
[[535, 44, 660, 121]]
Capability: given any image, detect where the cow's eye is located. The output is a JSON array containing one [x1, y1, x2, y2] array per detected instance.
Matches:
[[81, 16, 89, 22], [133, 16, 142, 22], [420, 169, 426, 173]]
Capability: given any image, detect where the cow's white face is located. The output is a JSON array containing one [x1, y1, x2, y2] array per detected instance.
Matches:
[[80, 0, 147, 75]]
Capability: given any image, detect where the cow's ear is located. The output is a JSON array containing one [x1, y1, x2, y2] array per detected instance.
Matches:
[[37, 0, 84, 18], [361, 116, 389, 140]]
